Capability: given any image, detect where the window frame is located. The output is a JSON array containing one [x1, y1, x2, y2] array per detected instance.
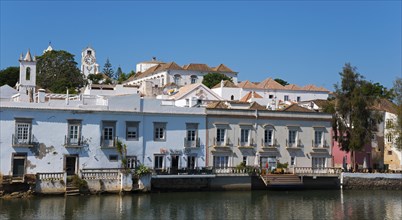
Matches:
[[126, 121, 139, 141], [154, 122, 167, 141]]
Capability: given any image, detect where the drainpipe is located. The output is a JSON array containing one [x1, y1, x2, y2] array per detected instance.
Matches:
[[205, 109, 209, 167]]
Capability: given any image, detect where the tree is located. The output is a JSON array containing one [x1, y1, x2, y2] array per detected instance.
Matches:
[[115, 66, 123, 81], [202, 72, 232, 88], [103, 58, 114, 79], [87, 74, 104, 84], [36, 50, 85, 94], [390, 78, 402, 150], [333, 63, 382, 167], [0, 66, 19, 87], [362, 81, 394, 101], [274, 78, 289, 86]]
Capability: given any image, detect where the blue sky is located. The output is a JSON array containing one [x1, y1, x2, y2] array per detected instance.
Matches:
[[1, 1, 401, 90]]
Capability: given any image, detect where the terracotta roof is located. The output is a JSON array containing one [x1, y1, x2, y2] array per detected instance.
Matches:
[[171, 83, 203, 99], [282, 104, 315, 112], [256, 78, 285, 90], [206, 101, 229, 109], [161, 62, 183, 71], [211, 80, 238, 89], [371, 98, 398, 114], [238, 80, 258, 89], [182, 63, 212, 72], [284, 84, 303, 90], [302, 85, 329, 92], [249, 102, 266, 110], [240, 91, 263, 102], [211, 64, 235, 72]]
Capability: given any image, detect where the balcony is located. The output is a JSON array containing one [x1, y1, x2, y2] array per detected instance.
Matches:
[[64, 135, 84, 148], [184, 137, 200, 148], [261, 138, 278, 149], [238, 138, 255, 148], [286, 139, 302, 149], [312, 139, 330, 149], [212, 137, 231, 148], [12, 134, 37, 147], [100, 136, 118, 148]]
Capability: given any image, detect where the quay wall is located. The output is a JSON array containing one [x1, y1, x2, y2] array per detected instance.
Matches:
[[341, 173, 402, 190]]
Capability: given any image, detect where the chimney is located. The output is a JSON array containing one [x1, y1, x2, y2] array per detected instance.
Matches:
[[38, 89, 46, 103]]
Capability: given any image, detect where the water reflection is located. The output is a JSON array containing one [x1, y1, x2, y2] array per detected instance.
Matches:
[[0, 190, 401, 220]]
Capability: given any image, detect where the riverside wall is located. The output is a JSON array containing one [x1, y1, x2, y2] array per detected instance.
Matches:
[[341, 173, 402, 190]]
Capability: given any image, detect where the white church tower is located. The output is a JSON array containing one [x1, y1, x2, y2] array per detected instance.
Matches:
[[17, 49, 37, 102], [81, 46, 99, 78]]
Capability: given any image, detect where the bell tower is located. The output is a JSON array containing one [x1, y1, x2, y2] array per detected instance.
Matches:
[[18, 49, 37, 102], [81, 46, 99, 78]]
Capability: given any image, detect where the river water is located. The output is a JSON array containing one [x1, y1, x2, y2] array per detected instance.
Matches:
[[1, 190, 401, 220]]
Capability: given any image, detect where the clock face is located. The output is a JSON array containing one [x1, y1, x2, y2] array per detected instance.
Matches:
[[84, 55, 95, 65]]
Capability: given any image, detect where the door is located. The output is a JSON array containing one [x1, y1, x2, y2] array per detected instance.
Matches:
[[187, 156, 195, 169], [66, 156, 77, 176], [12, 155, 26, 178], [171, 155, 179, 174]]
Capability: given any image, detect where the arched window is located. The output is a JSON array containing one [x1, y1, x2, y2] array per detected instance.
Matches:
[[191, 75, 198, 84], [26, 67, 31, 81], [230, 95, 234, 100], [174, 74, 181, 85]]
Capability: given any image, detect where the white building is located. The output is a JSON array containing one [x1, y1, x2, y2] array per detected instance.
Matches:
[[124, 59, 238, 89], [212, 78, 330, 109], [81, 46, 100, 77]]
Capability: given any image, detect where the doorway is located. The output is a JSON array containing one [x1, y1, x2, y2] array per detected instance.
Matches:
[[171, 155, 179, 174], [65, 156, 78, 176], [12, 154, 26, 180]]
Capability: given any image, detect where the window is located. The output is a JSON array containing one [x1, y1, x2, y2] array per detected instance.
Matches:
[[386, 134, 393, 143], [297, 96, 301, 102], [101, 121, 116, 147], [269, 95, 274, 99], [187, 130, 196, 141], [191, 75, 198, 84], [127, 156, 137, 169], [109, 155, 118, 161], [67, 120, 82, 145], [217, 128, 226, 143], [26, 67, 31, 81], [284, 95, 289, 101], [312, 157, 326, 169], [213, 156, 229, 168], [388, 150, 392, 155], [154, 122, 166, 141], [14, 118, 32, 145], [290, 157, 295, 166], [126, 122, 139, 141], [288, 130, 297, 146], [314, 130, 323, 147], [230, 95, 234, 100], [386, 119, 393, 129], [161, 78, 165, 86], [174, 74, 181, 85], [243, 156, 247, 165], [264, 128, 273, 146], [240, 128, 250, 144], [154, 155, 164, 169]]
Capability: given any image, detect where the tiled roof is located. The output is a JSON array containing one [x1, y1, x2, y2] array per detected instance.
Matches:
[[302, 85, 329, 92], [207, 101, 266, 110], [240, 91, 263, 102], [257, 78, 285, 90], [206, 101, 230, 109], [282, 104, 315, 112], [249, 102, 266, 110], [284, 84, 303, 90], [211, 64, 235, 72], [182, 63, 212, 72], [211, 80, 238, 89], [371, 98, 398, 114], [238, 80, 258, 89], [170, 83, 203, 99]]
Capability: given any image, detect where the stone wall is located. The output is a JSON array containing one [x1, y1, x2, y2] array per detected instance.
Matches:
[[341, 173, 402, 190]]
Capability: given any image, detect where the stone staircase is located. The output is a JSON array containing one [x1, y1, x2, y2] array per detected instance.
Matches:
[[65, 182, 80, 196], [261, 174, 303, 188]]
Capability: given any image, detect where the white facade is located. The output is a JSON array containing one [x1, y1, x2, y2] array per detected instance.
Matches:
[[384, 112, 402, 171], [17, 50, 37, 102], [206, 108, 333, 170], [0, 94, 206, 178], [81, 47, 99, 77]]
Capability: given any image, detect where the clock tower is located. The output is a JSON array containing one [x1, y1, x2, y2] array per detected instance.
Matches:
[[81, 46, 99, 77]]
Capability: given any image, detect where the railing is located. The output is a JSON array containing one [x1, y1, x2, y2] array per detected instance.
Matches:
[[81, 169, 121, 180], [100, 136, 118, 148], [64, 135, 84, 147], [294, 167, 342, 175], [213, 137, 230, 147], [213, 167, 259, 175], [184, 137, 200, 148], [12, 134, 37, 147], [262, 138, 278, 148], [312, 139, 329, 148], [286, 139, 302, 148], [37, 172, 66, 181], [238, 138, 255, 147]]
